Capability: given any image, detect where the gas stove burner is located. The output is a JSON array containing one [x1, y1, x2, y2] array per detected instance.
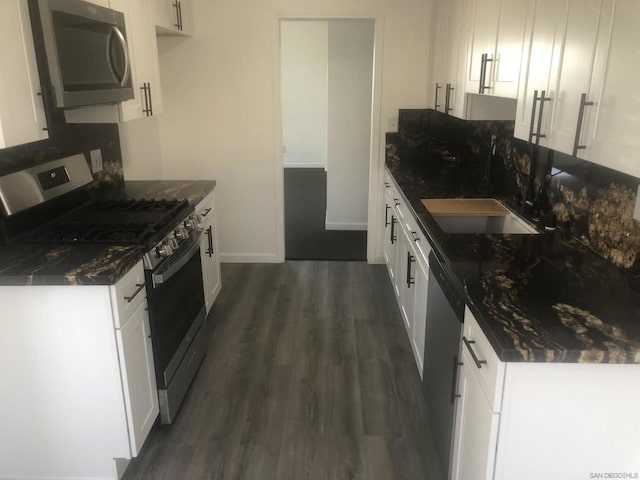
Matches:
[[31, 222, 155, 245], [93, 199, 189, 213], [21, 197, 193, 248]]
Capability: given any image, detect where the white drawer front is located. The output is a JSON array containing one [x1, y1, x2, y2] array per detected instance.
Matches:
[[110, 260, 146, 329], [463, 307, 505, 412]]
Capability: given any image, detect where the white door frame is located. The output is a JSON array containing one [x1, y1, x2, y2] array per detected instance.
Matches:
[[272, 11, 385, 263]]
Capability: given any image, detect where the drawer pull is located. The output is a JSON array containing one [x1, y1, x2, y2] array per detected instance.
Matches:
[[384, 182, 391, 188], [393, 198, 401, 207], [411, 231, 420, 242], [451, 355, 463, 403], [463, 336, 487, 369], [200, 207, 212, 218], [390, 216, 397, 244], [124, 283, 146, 303]]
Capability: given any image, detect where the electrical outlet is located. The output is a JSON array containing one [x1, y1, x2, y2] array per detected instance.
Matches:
[[634, 185, 640, 222], [90, 149, 103, 173]]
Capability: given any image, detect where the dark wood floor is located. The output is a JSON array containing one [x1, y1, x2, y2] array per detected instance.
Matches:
[[123, 262, 444, 480], [285, 168, 367, 260]]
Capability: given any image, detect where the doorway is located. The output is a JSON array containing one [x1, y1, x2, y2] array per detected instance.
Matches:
[[280, 19, 374, 261]]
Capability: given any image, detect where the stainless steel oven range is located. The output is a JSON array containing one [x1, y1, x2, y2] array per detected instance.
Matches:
[[0, 154, 207, 424]]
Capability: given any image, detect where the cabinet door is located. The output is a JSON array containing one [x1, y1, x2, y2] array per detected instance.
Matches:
[[582, 0, 639, 177], [514, 0, 568, 143], [430, 0, 450, 112], [154, 0, 192, 36], [0, 0, 48, 148], [451, 346, 501, 480], [545, 0, 604, 154], [200, 209, 221, 314], [447, 0, 473, 118], [411, 255, 428, 378], [466, 0, 500, 94], [115, 301, 159, 456], [399, 229, 416, 335], [491, 0, 528, 98], [111, 0, 163, 121]]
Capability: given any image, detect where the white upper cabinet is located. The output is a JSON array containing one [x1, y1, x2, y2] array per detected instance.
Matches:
[[0, 0, 48, 149], [514, 0, 568, 144], [428, 0, 473, 119], [429, 0, 450, 113], [112, 0, 164, 120], [581, 0, 640, 178], [65, 0, 163, 124], [154, 0, 192, 36], [466, 0, 528, 99]]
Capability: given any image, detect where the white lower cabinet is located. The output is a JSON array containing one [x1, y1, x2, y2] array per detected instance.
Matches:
[[452, 308, 640, 479], [196, 191, 221, 314], [451, 336, 500, 480], [0, 260, 158, 480], [115, 300, 159, 456], [382, 172, 430, 377]]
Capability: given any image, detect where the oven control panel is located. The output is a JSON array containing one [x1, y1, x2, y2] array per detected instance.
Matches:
[[144, 213, 202, 270]]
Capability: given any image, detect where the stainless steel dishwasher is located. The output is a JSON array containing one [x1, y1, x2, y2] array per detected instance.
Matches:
[[422, 251, 465, 478]]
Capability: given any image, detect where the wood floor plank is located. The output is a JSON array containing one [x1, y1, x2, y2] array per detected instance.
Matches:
[[122, 261, 442, 480]]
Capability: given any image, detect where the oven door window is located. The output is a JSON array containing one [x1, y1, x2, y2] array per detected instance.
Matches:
[[146, 246, 205, 388], [52, 11, 128, 91]]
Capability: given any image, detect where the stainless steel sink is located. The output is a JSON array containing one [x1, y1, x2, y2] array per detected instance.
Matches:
[[421, 198, 540, 235]]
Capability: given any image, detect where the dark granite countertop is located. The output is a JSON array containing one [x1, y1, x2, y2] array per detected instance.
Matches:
[[386, 152, 640, 363], [0, 180, 216, 286]]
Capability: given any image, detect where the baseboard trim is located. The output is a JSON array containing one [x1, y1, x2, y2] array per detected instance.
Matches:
[[283, 163, 327, 169], [324, 222, 368, 231], [220, 253, 282, 263]]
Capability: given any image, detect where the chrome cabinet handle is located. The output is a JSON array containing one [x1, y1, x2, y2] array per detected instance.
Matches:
[[479, 53, 493, 94], [124, 283, 146, 303], [385, 204, 391, 227], [205, 226, 214, 257], [406, 251, 415, 287], [141, 83, 153, 116], [393, 198, 401, 207], [200, 207, 212, 218], [528, 90, 540, 143], [390, 216, 397, 244], [173, 1, 183, 30], [445, 83, 454, 114], [450, 355, 463, 403], [572, 93, 594, 157], [463, 336, 487, 368], [384, 182, 390, 188], [529, 90, 552, 144], [411, 231, 420, 242], [435, 83, 442, 110]]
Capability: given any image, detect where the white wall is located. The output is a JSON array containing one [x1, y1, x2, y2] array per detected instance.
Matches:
[[124, 0, 432, 263], [325, 19, 374, 231], [281, 21, 328, 169], [119, 117, 164, 179]]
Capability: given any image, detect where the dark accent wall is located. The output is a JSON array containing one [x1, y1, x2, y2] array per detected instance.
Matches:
[[393, 108, 640, 276]]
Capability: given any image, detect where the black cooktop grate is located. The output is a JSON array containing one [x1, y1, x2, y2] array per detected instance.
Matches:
[[21, 198, 191, 246]]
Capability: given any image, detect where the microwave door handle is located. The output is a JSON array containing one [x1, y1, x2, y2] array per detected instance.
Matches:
[[107, 26, 131, 87]]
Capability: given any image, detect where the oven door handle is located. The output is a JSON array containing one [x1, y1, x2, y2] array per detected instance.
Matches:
[[152, 231, 202, 288]]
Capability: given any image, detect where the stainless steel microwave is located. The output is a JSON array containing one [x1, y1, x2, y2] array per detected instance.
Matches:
[[33, 0, 134, 109]]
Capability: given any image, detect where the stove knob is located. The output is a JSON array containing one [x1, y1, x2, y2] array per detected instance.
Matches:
[[174, 226, 188, 240], [156, 242, 173, 258], [184, 215, 200, 232]]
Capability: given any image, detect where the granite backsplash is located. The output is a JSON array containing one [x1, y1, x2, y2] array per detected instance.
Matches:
[[391, 108, 640, 277]]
